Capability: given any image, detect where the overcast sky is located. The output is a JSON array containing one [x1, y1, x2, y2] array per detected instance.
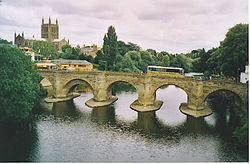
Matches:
[[0, 0, 248, 53]]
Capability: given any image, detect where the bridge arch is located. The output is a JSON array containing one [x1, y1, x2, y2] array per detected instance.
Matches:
[[63, 78, 94, 96], [203, 88, 242, 104], [106, 79, 139, 94], [152, 82, 190, 98]]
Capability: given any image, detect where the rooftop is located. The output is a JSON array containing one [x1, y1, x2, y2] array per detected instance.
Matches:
[[52, 59, 92, 65]]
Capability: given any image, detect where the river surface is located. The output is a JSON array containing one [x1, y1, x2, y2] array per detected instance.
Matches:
[[0, 85, 248, 162]]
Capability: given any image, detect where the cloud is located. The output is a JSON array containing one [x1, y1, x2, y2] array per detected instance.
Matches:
[[0, 0, 248, 53]]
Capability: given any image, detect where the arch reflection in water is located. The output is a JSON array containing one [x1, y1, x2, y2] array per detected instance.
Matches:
[[204, 91, 242, 136], [0, 123, 39, 162], [155, 85, 187, 126]]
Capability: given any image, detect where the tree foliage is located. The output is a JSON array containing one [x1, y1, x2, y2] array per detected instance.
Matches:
[[103, 26, 118, 70], [146, 48, 157, 56], [172, 54, 191, 72], [219, 24, 248, 79], [0, 38, 11, 44], [186, 48, 206, 59], [32, 41, 57, 59], [232, 94, 249, 146], [0, 47, 45, 124], [233, 110, 248, 145], [59, 44, 95, 63], [117, 41, 141, 56], [60, 44, 81, 60], [162, 55, 170, 67], [206, 48, 221, 75], [95, 24, 248, 77], [190, 24, 248, 78]]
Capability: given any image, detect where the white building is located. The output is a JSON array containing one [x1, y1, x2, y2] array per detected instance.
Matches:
[[240, 65, 249, 83], [19, 47, 42, 61]]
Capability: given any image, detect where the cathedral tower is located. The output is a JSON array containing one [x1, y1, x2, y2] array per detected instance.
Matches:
[[41, 17, 59, 42]]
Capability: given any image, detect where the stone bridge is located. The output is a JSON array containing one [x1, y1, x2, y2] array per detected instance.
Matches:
[[39, 70, 248, 118]]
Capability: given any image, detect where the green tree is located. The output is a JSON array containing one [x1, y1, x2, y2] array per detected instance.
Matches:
[[61, 47, 73, 59], [186, 48, 205, 59], [127, 42, 141, 52], [62, 44, 72, 53], [117, 41, 141, 56], [233, 96, 248, 146], [173, 54, 191, 72], [32, 41, 57, 59], [146, 48, 157, 56], [0, 38, 11, 44], [119, 55, 140, 73], [117, 40, 127, 56], [79, 53, 93, 63], [206, 48, 221, 75], [60, 44, 81, 60], [139, 51, 154, 72], [72, 45, 81, 56], [112, 53, 123, 71], [219, 24, 248, 80], [103, 25, 118, 70], [192, 57, 201, 72], [162, 55, 170, 67], [94, 50, 104, 64], [125, 51, 142, 71], [0, 47, 45, 124], [157, 51, 170, 62]]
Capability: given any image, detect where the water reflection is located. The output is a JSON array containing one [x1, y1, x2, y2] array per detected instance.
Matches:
[[184, 116, 208, 133], [0, 85, 247, 162], [0, 123, 39, 162], [137, 112, 158, 133], [91, 106, 116, 124], [52, 101, 82, 120]]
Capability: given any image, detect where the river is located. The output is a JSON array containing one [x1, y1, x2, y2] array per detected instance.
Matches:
[[0, 85, 248, 162]]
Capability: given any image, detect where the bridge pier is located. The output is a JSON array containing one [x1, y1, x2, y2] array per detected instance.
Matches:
[[85, 77, 118, 108], [130, 83, 163, 112], [179, 103, 212, 118], [179, 85, 212, 118], [85, 96, 118, 108]]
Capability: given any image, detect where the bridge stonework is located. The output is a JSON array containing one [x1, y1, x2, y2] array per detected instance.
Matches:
[[39, 70, 248, 118]]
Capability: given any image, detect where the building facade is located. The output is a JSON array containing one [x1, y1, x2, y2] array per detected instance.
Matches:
[[41, 18, 59, 42], [240, 65, 249, 83], [14, 18, 69, 51], [52, 59, 93, 71], [80, 44, 100, 58], [14, 32, 36, 47], [36, 59, 93, 71]]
